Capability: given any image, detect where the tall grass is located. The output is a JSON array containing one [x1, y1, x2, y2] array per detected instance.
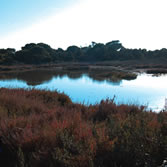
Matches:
[[0, 88, 166, 167]]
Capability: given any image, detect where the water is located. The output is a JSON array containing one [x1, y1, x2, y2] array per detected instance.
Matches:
[[0, 71, 167, 111]]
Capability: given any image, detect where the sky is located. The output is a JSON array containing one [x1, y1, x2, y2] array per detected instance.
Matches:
[[0, 0, 167, 50]]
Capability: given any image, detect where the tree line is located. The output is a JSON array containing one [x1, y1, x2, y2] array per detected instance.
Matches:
[[0, 40, 167, 65]]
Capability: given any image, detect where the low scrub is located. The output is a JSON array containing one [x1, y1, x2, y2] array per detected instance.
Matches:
[[0, 89, 166, 167], [147, 69, 167, 74]]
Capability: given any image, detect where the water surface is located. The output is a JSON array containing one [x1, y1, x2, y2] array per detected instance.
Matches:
[[0, 72, 167, 111]]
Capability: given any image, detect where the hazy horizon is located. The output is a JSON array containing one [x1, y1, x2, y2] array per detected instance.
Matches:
[[1, 0, 167, 50]]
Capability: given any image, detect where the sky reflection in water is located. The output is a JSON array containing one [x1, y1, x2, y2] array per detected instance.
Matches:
[[0, 73, 167, 111]]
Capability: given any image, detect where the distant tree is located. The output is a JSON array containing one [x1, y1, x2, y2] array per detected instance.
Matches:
[[1, 40, 167, 64], [7, 48, 16, 53], [21, 43, 36, 50], [106, 40, 123, 51], [91, 41, 97, 47], [16, 44, 52, 64]]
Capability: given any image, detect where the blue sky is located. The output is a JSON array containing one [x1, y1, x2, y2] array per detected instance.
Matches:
[[1, 0, 77, 36], [0, 0, 167, 50]]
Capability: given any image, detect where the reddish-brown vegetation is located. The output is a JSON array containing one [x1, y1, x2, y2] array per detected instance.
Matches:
[[0, 88, 167, 167]]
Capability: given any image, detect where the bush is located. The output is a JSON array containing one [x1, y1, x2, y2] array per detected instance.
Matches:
[[0, 88, 166, 166]]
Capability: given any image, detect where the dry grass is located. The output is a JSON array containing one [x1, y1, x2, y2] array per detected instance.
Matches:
[[0, 88, 166, 167]]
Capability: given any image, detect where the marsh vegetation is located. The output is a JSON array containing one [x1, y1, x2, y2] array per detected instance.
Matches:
[[0, 88, 167, 167]]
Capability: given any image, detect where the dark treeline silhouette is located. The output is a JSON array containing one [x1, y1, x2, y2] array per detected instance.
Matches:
[[0, 40, 167, 65]]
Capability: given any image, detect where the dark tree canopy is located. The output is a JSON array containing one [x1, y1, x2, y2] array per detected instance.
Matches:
[[0, 40, 167, 65]]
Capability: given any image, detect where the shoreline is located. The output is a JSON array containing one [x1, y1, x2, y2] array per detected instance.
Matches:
[[0, 60, 167, 74]]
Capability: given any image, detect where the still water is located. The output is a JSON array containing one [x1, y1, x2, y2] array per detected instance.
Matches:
[[0, 72, 167, 111]]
